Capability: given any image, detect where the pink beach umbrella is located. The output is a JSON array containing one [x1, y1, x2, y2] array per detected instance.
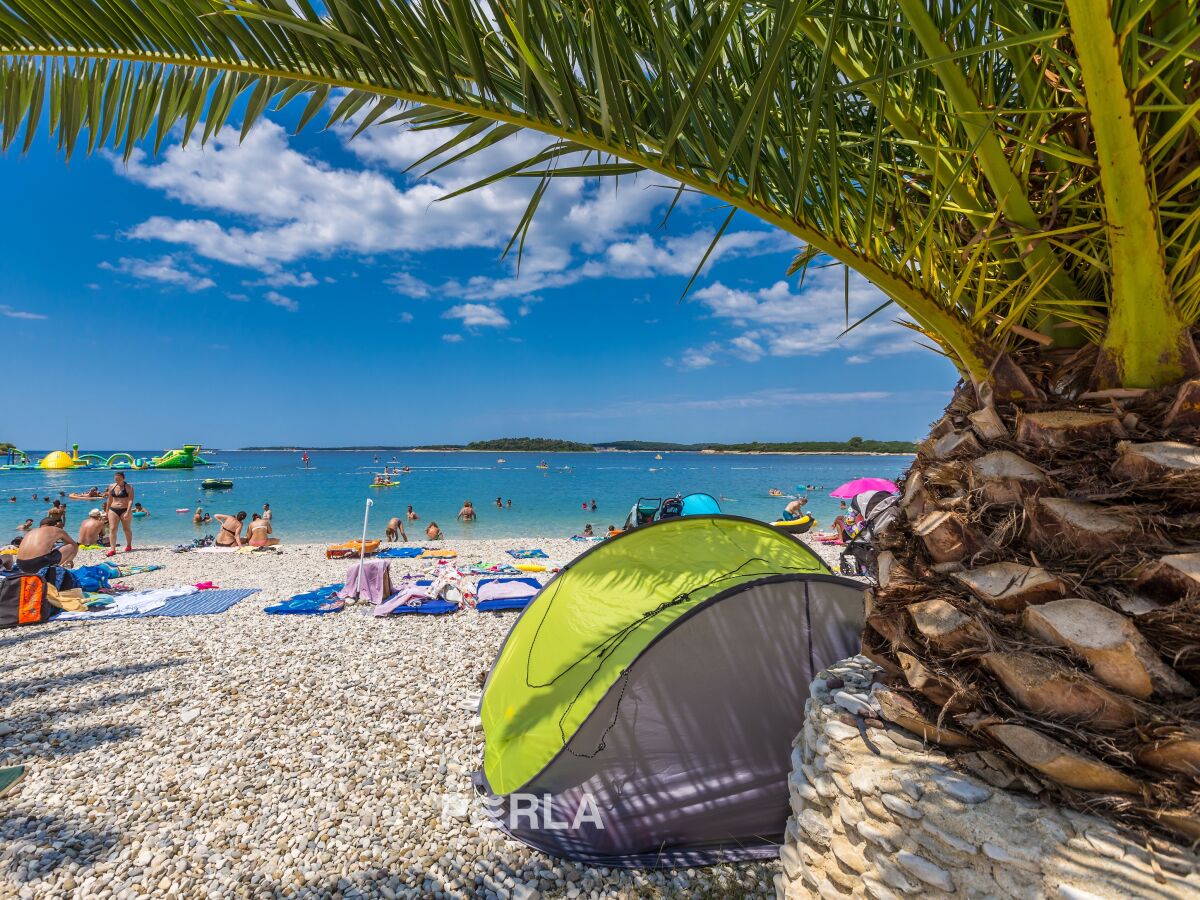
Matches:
[[830, 477, 899, 498]]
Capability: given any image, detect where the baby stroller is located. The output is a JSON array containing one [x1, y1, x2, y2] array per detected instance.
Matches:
[[839, 490, 900, 577]]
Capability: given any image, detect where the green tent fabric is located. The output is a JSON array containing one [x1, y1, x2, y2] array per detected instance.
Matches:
[[481, 515, 829, 795]]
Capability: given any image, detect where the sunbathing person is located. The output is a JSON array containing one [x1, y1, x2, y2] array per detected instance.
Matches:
[[16, 517, 79, 573], [386, 517, 407, 542], [247, 515, 279, 548], [78, 509, 108, 546], [214, 511, 248, 547], [425, 521, 444, 540]]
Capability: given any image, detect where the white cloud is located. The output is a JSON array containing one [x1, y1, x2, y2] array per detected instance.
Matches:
[[388, 272, 433, 298], [112, 119, 792, 318], [443, 303, 509, 328], [442, 333, 464, 343], [676, 267, 918, 368], [99, 255, 215, 292], [0, 305, 47, 320], [264, 291, 299, 312], [245, 271, 318, 288], [398, 311, 414, 323]]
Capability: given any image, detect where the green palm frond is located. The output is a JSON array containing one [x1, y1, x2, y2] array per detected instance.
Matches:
[[2, 0, 1197, 387]]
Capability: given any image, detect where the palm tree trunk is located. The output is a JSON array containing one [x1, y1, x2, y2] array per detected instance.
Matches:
[[863, 346, 1200, 844]]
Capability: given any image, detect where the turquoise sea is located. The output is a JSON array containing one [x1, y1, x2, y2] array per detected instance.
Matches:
[[4, 450, 913, 544]]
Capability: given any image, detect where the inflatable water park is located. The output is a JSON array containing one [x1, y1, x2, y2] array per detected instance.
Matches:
[[0, 444, 212, 472]]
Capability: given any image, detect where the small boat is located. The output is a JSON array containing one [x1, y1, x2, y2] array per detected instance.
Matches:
[[496, 458, 506, 464], [68, 492, 104, 501], [201, 479, 233, 490], [655, 453, 663, 460], [536, 461, 549, 469], [369, 480, 397, 488]]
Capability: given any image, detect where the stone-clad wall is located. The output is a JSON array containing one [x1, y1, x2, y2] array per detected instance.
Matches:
[[774, 657, 1200, 900]]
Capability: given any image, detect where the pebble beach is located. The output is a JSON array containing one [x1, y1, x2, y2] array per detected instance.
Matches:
[[1, 536, 844, 899]]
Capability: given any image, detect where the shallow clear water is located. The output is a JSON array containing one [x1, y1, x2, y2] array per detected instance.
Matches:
[[4, 450, 913, 544]]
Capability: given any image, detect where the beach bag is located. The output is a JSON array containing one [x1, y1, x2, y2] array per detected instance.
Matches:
[[0, 573, 58, 628], [72, 564, 112, 592]]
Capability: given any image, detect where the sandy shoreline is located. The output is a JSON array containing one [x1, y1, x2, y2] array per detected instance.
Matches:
[[0, 534, 844, 899]]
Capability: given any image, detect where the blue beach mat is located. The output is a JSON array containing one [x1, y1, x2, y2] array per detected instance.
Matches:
[[378, 547, 426, 559], [264, 584, 344, 616], [506, 549, 548, 559], [154, 588, 260, 617], [476, 577, 542, 612], [384, 598, 459, 615]]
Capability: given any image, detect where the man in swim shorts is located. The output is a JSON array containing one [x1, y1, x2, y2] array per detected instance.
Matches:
[[16, 518, 79, 573], [78, 509, 107, 546], [386, 517, 407, 542], [782, 497, 808, 521]]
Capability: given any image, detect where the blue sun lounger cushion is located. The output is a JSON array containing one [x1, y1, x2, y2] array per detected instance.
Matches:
[[378, 547, 426, 559], [476, 577, 541, 612], [264, 584, 345, 615]]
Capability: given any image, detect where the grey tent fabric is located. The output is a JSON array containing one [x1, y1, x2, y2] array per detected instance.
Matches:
[[475, 573, 865, 867]]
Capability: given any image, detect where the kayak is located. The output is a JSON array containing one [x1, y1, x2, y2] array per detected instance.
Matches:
[[201, 479, 233, 490]]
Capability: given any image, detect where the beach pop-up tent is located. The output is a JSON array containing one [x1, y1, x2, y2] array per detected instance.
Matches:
[[476, 515, 866, 866]]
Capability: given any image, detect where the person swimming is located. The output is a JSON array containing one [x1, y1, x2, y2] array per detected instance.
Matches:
[[457, 500, 476, 522], [406, 505, 419, 521], [133, 502, 148, 516]]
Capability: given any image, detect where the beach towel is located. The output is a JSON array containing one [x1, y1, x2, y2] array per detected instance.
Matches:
[[419, 549, 458, 559], [377, 547, 425, 559], [194, 546, 238, 554], [506, 549, 548, 559], [152, 588, 260, 617], [337, 560, 392, 602], [116, 564, 163, 577], [475, 578, 540, 612], [570, 535, 605, 542], [467, 563, 523, 576], [373, 585, 431, 616], [264, 584, 345, 616], [54, 587, 195, 621]]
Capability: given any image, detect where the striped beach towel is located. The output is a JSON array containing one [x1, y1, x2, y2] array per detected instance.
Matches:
[[152, 588, 261, 617]]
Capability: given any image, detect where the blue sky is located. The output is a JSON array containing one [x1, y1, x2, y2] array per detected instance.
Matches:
[[0, 105, 956, 450]]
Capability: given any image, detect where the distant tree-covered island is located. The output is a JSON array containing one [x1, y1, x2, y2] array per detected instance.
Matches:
[[464, 438, 595, 452], [596, 437, 917, 454], [241, 436, 914, 453]]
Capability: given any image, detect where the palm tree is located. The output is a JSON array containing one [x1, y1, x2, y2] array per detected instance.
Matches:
[[3, 0, 1197, 840]]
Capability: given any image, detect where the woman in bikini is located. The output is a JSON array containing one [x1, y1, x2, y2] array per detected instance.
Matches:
[[247, 515, 278, 548], [104, 471, 135, 557], [213, 511, 247, 547]]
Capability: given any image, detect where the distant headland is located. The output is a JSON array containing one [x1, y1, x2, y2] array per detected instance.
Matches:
[[239, 436, 917, 454]]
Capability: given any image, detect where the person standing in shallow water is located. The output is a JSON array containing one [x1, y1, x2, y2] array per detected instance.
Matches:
[[104, 471, 135, 557]]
